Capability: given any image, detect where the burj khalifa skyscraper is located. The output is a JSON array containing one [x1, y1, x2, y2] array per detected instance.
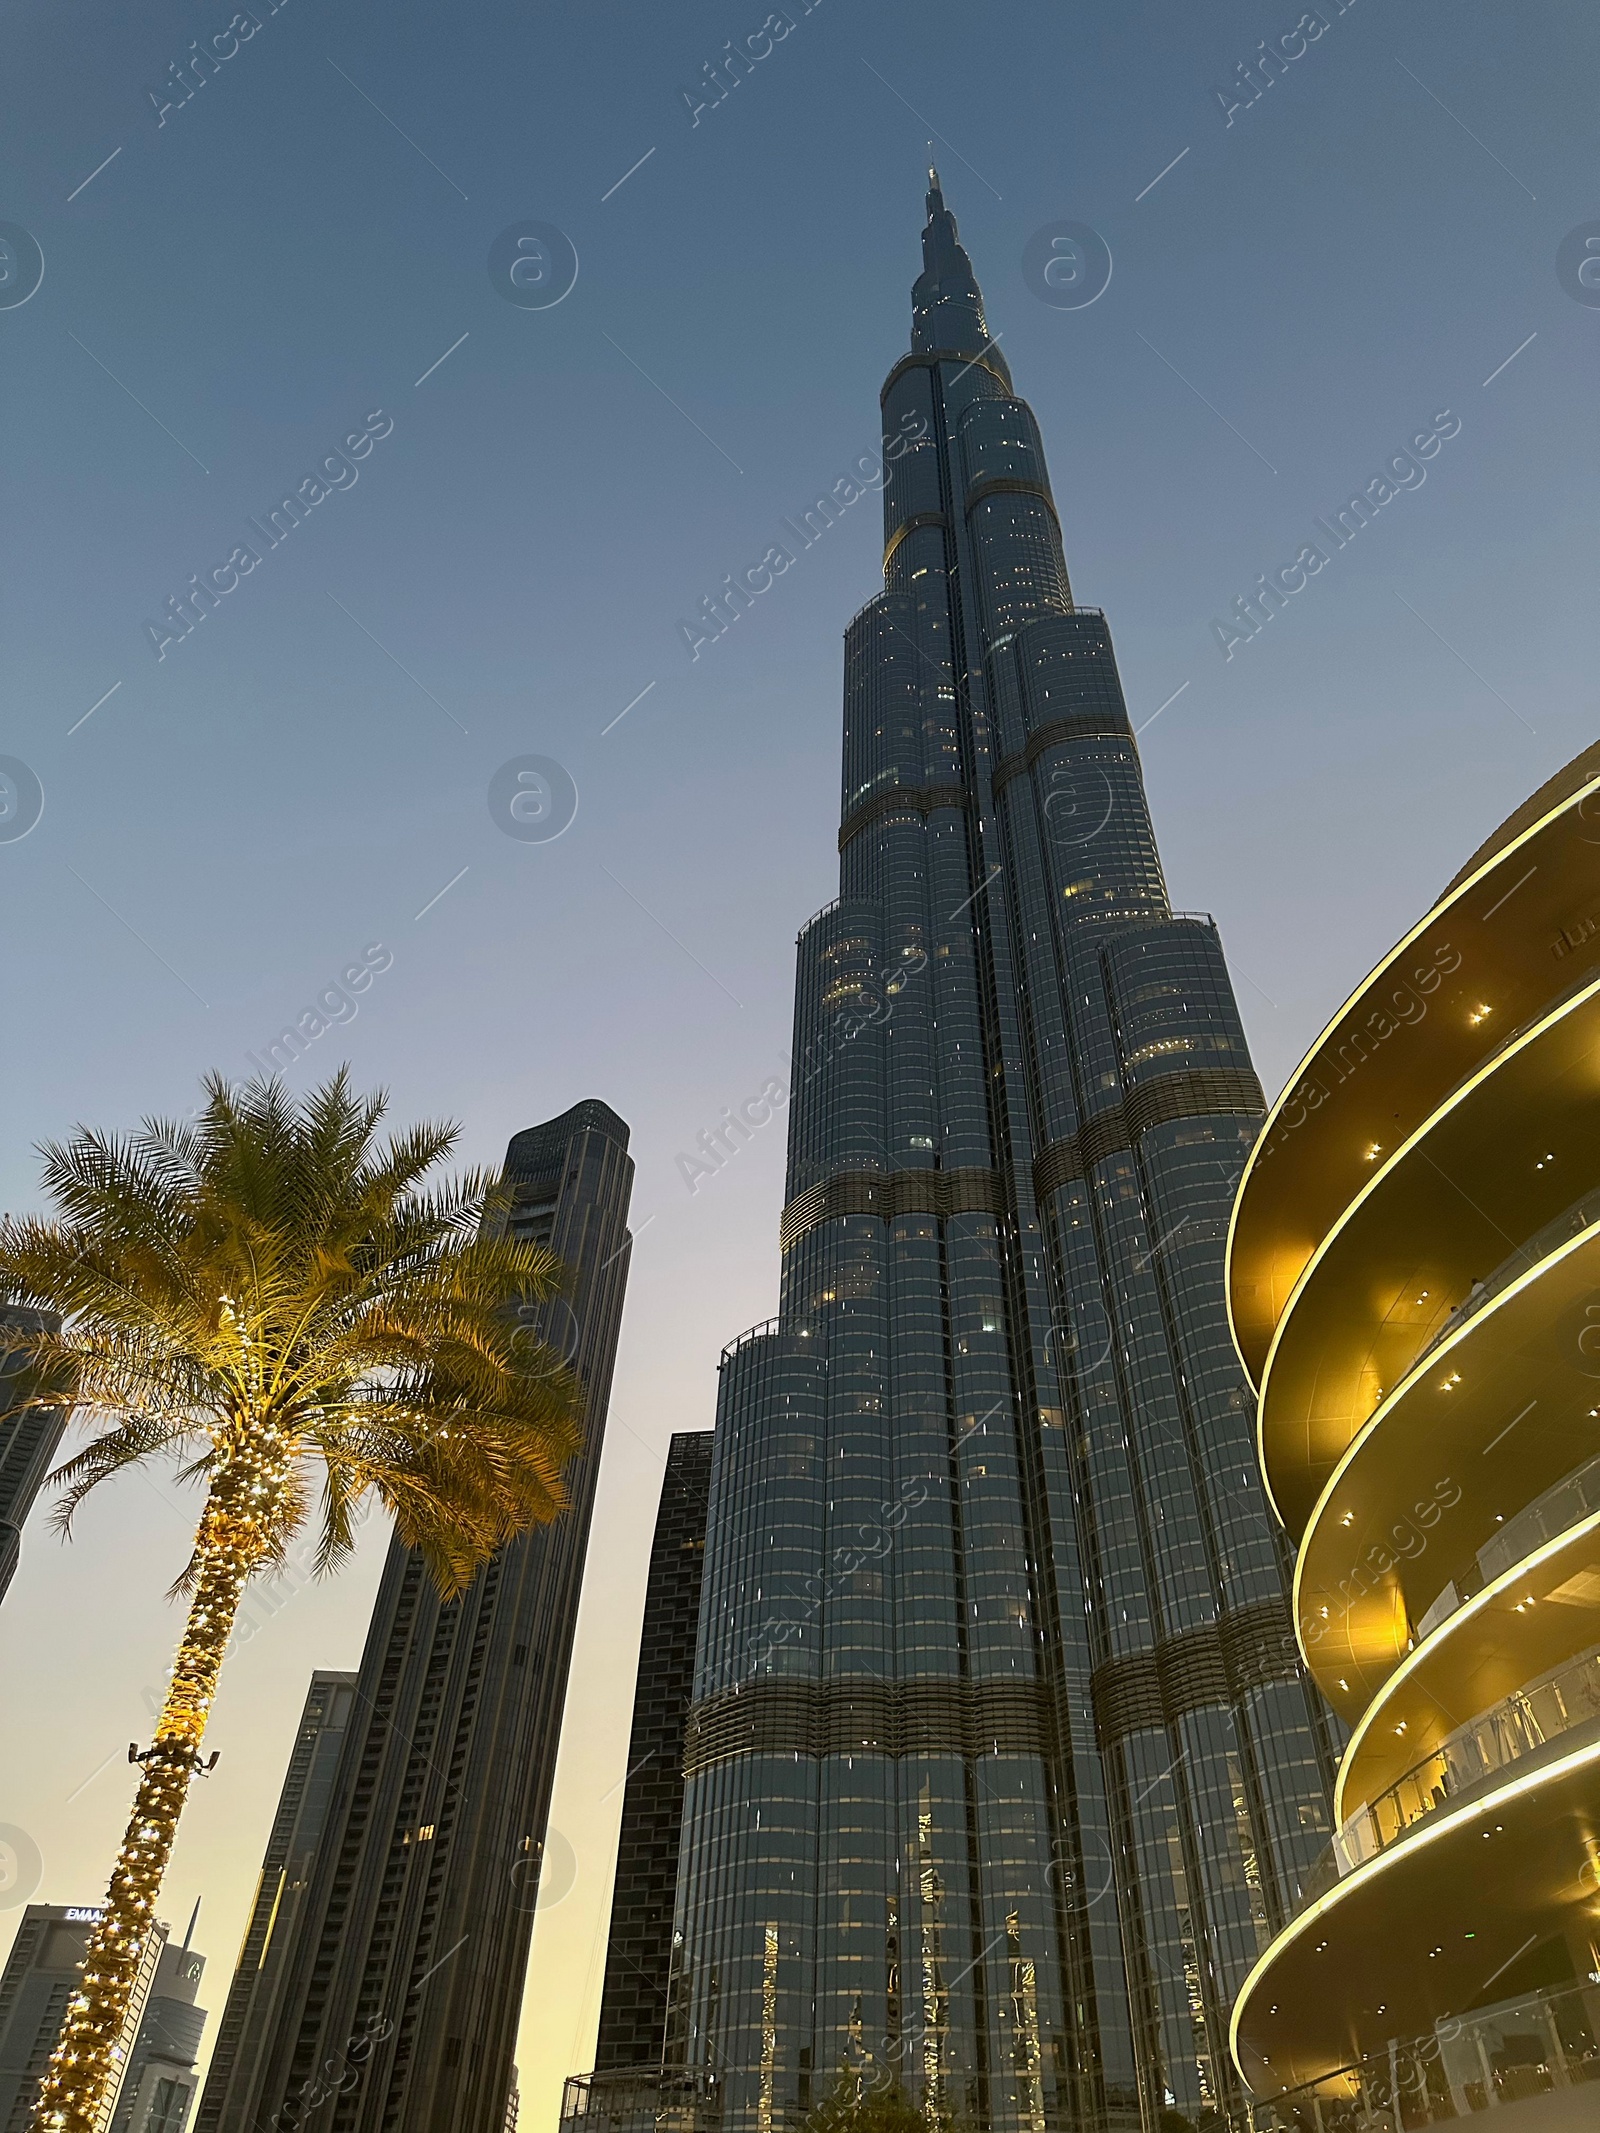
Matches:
[[667, 177, 1337, 2133]]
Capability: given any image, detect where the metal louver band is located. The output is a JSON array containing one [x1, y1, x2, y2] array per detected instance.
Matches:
[[837, 781, 968, 851], [993, 712, 1132, 791], [881, 511, 950, 572], [963, 475, 1061, 529], [1031, 1067, 1265, 1201], [1089, 1597, 1301, 1748], [683, 1675, 1050, 1777], [878, 348, 1010, 402], [779, 1166, 1005, 1252]]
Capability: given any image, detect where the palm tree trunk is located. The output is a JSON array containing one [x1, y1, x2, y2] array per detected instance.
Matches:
[[31, 1490, 266, 2133]]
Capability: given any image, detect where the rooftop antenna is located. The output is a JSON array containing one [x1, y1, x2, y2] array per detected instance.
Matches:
[[181, 1896, 201, 1950]]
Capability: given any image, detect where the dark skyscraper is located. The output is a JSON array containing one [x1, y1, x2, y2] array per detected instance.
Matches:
[[668, 181, 1337, 2133], [0, 1307, 65, 1606], [205, 1101, 634, 2133], [593, 1432, 714, 2074], [194, 1672, 359, 2133], [109, 1919, 208, 2133]]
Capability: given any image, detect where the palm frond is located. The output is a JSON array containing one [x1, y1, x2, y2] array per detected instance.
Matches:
[[48, 1412, 194, 1534], [0, 1070, 590, 1604]]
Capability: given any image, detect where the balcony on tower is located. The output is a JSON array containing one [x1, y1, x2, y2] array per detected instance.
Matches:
[[1227, 738, 1600, 2129]]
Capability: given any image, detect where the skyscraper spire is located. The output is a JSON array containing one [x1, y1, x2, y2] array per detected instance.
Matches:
[[911, 168, 995, 360]]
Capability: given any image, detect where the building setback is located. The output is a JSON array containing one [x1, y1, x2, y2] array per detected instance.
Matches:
[[666, 178, 1339, 2133], [203, 1101, 634, 2133], [0, 1307, 66, 1606], [594, 1432, 715, 2073], [193, 1672, 359, 2133]]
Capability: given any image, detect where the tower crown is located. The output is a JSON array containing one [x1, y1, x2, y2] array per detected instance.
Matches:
[[910, 170, 991, 357]]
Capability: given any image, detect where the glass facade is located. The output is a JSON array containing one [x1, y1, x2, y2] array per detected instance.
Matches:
[[193, 1672, 358, 2133], [0, 1305, 66, 1606], [593, 1432, 716, 2074], [108, 1935, 208, 2133], [668, 178, 1337, 2133]]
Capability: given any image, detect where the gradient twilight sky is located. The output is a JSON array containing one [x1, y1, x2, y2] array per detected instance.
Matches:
[[2, 0, 1597, 2124]]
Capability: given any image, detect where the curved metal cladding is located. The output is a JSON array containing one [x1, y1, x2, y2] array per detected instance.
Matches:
[[670, 177, 1336, 2133], [1227, 751, 1600, 2123]]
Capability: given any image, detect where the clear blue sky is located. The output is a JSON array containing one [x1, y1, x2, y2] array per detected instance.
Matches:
[[3, 0, 1597, 2124]]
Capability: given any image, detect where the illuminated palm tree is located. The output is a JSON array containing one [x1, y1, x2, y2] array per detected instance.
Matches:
[[0, 1072, 585, 2133]]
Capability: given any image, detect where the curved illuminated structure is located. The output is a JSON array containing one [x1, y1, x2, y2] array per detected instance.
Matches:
[[1227, 742, 1600, 2125]]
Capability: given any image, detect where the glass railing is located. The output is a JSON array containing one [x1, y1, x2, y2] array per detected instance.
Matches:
[[559, 2070, 713, 2133], [1477, 1453, 1600, 1587], [720, 1318, 779, 1361], [1330, 1642, 1600, 1875], [1415, 1183, 1600, 1373], [1246, 1976, 1600, 2128], [1416, 1452, 1600, 1641], [1293, 1842, 1342, 1910]]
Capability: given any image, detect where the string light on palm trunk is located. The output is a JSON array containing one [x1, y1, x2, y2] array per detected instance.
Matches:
[[32, 1527, 260, 2132], [6, 1072, 582, 2133]]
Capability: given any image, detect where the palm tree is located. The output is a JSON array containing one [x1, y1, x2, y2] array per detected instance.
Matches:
[[0, 1072, 586, 2133]]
